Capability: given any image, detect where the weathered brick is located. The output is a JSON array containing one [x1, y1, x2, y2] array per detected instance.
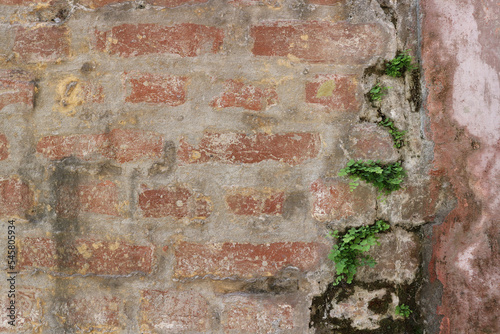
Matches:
[[357, 228, 420, 284], [251, 21, 388, 64], [0, 177, 32, 218], [305, 74, 360, 112], [310, 179, 375, 221], [0, 69, 34, 111], [174, 241, 327, 279], [109, 128, 163, 163], [124, 73, 187, 105], [0, 134, 8, 160], [347, 123, 398, 161], [307, 0, 343, 4], [78, 0, 128, 8], [36, 129, 163, 163], [146, 0, 208, 6], [60, 296, 123, 331], [13, 26, 69, 62], [95, 23, 223, 58], [140, 290, 210, 333], [222, 296, 294, 333], [56, 77, 104, 110], [55, 180, 120, 218], [211, 80, 278, 111], [0, 289, 43, 332], [226, 187, 284, 216], [139, 185, 212, 219], [79, 180, 120, 216], [36, 133, 107, 161], [178, 132, 320, 165], [0, 0, 40, 5], [81, 0, 207, 7], [19, 238, 155, 275]]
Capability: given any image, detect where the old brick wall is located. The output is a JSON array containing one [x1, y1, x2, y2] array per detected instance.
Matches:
[[0, 0, 448, 332]]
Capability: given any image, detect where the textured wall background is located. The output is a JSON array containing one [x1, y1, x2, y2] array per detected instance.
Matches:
[[1, 0, 495, 332]]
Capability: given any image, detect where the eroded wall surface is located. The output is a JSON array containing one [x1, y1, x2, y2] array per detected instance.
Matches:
[[0, 0, 496, 332], [421, 0, 500, 333]]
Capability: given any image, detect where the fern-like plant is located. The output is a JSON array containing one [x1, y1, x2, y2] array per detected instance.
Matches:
[[369, 83, 390, 102], [379, 118, 406, 148], [338, 160, 405, 195], [386, 50, 417, 77], [329, 220, 390, 285], [395, 304, 413, 318]]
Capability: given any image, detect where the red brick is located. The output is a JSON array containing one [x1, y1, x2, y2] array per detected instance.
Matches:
[[0, 69, 34, 110], [251, 21, 388, 64], [307, 0, 343, 4], [124, 73, 187, 105], [55, 180, 119, 218], [61, 296, 123, 331], [108, 128, 163, 163], [79, 0, 128, 8], [0, 134, 8, 160], [0, 177, 32, 218], [174, 241, 327, 279], [310, 179, 375, 221], [211, 80, 278, 111], [178, 132, 320, 165], [36, 133, 107, 161], [222, 296, 294, 333], [0, 289, 43, 331], [305, 74, 360, 112], [36, 128, 163, 163], [13, 26, 69, 62], [146, 0, 208, 6], [19, 238, 155, 275], [79, 181, 119, 216], [95, 23, 223, 58], [81, 0, 207, 7], [81, 81, 104, 103], [347, 123, 398, 161], [0, 0, 40, 5], [140, 290, 209, 333], [139, 185, 211, 219], [226, 188, 284, 216]]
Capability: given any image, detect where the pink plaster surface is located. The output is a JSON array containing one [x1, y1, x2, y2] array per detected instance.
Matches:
[[422, 0, 500, 332]]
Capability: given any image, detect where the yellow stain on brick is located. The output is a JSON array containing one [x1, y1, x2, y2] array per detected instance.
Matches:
[[300, 35, 309, 40], [54, 75, 84, 116], [77, 243, 93, 259], [287, 53, 301, 62], [109, 241, 120, 251], [316, 80, 337, 98], [190, 150, 202, 162]]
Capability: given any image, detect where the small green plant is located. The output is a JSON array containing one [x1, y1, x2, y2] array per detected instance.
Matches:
[[369, 83, 390, 101], [338, 160, 405, 195], [385, 50, 417, 77], [395, 304, 412, 318], [328, 220, 390, 285], [379, 118, 406, 148]]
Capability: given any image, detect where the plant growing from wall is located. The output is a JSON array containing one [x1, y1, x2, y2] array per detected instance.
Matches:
[[328, 220, 390, 285], [338, 160, 405, 195], [369, 83, 390, 102], [395, 304, 412, 318], [379, 118, 406, 148], [385, 50, 417, 77]]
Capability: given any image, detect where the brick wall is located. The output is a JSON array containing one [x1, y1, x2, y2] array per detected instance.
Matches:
[[0, 0, 435, 332]]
